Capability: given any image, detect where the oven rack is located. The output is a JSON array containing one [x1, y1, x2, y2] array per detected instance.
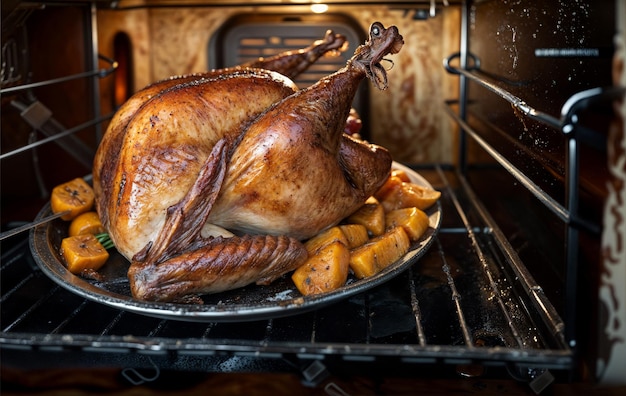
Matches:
[[443, 52, 623, 236], [0, 54, 117, 166], [442, 42, 624, 352], [0, 166, 573, 385], [0, 54, 117, 97]]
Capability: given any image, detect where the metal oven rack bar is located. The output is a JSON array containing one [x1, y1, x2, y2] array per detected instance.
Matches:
[[0, 3, 116, 167], [0, 4, 117, 247], [443, 54, 622, 234], [443, 42, 625, 352], [0, 54, 117, 97], [1, 70, 116, 164]]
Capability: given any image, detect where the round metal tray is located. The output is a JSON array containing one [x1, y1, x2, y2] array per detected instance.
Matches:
[[29, 163, 441, 322]]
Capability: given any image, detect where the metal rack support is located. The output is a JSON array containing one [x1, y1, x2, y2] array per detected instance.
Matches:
[[443, 47, 625, 350]]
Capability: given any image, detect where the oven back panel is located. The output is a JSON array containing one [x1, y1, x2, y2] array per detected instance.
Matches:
[[208, 13, 371, 139]]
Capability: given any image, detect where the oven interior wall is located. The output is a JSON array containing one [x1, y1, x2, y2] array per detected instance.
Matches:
[[94, 4, 461, 164]]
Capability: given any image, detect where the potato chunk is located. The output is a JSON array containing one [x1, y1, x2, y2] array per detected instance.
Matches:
[[346, 196, 385, 236], [50, 178, 95, 221], [68, 211, 106, 237], [292, 240, 350, 295], [338, 224, 369, 249], [374, 174, 403, 201], [304, 226, 348, 255], [61, 234, 109, 275], [349, 226, 410, 279], [385, 207, 430, 241], [390, 168, 411, 183], [380, 181, 441, 212]]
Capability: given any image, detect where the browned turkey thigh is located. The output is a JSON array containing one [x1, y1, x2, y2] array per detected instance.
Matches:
[[209, 23, 404, 239], [128, 139, 308, 302]]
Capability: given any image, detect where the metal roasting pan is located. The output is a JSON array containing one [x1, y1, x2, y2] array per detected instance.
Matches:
[[29, 162, 441, 322]]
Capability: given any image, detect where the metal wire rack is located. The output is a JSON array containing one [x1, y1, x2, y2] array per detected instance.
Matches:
[[0, 166, 573, 387]]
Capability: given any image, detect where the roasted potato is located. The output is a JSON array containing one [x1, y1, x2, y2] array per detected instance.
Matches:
[[60, 234, 110, 275], [385, 207, 430, 241], [50, 178, 95, 221], [349, 226, 410, 279], [346, 196, 385, 236], [292, 240, 350, 295]]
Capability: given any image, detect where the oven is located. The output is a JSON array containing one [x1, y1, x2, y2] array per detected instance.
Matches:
[[1, 0, 625, 394]]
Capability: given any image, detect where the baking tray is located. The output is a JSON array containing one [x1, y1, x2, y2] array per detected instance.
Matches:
[[29, 163, 441, 322]]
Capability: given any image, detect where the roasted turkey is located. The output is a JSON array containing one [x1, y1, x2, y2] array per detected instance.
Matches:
[[93, 29, 348, 226], [93, 22, 404, 302]]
